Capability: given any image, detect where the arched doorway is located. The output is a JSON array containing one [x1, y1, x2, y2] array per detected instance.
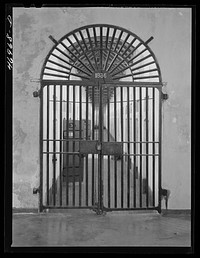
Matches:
[[39, 24, 163, 214]]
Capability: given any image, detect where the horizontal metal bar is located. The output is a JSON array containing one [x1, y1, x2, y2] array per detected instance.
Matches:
[[42, 206, 94, 209], [41, 80, 95, 86], [102, 82, 162, 86], [114, 154, 159, 156], [103, 207, 159, 212], [41, 80, 163, 87], [42, 151, 159, 156], [43, 139, 159, 144], [43, 139, 83, 142], [48, 98, 154, 104], [43, 152, 80, 154]]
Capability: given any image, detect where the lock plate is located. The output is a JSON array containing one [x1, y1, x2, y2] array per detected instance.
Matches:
[[80, 140, 98, 154], [102, 142, 123, 155]]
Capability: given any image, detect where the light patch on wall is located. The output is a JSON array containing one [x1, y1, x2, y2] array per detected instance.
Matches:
[[13, 193, 22, 208], [13, 118, 27, 149], [172, 117, 177, 123]]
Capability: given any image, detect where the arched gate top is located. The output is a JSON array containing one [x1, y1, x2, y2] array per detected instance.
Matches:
[[40, 24, 162, 84]]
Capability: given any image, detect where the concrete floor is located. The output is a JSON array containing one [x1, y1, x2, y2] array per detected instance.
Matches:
[[12, 210, 191, 247]]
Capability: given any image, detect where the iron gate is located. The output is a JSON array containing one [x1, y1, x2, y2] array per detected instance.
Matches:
[[38, 24, 163, 213]]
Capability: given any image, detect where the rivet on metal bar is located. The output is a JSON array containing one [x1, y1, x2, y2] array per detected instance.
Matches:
[[145, 36, 154, 45], [49, 35, 58, 44]]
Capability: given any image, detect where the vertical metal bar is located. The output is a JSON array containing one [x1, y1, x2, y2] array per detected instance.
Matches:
[[59, 85, 62, 206], [66, 86, 69, 206], [93, 27, 98, 48], [99, 83, 103, 210], [113, 30, 123, 52], [85, 28, 98, 70], [46, 86, 49, 206], [121, 37, 137, 58], [105, 27, 110, 49], [158, 88, 162, 213], [133, 86, 136, 207], [100, 26, 103, 70], [53, 85, 56, 206], [146, 87, 149, 207], [108, 33, 130, 74], [39, 86, 43, 212], [86, 86, 89, 206], [73, 32, 96, 72], [92, 86, 95, 205], [152, 88, 155, 206], [79, 85, 82, 206], [107, 87, 110, 208], [72, 85, 76, 206], [104, 28, 117, 71], [106, 30, 123, 72], [120, 87, 123, 208], [139, 87, 143, 207], [127, 87, 130, 208], [114, 86, 117, 208]]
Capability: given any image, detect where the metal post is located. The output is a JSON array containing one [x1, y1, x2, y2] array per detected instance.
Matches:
[[146, 87, 149, 207], [139, 87, 143, 207], [133, 86, 136, 207], [152, 88, 155, 207], [127, 87, 130, 208], [86, 86, 89, 206], [53, 85, 56, 206], [66, 86, 69, 206], [79, 86, 82, 206], [158, 88, 162, 213], [107, 87, 111, 208], [46, 86, 49, 206], [39, 86, 43, 212], [59, 85, 62, 206], [72, 85, 76, 206]]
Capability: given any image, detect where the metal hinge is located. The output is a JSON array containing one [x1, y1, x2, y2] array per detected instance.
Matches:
[[33, 187, 40, 194], [161, 188, 171, 209], [161, 92, 169, 100], [33, 90, 41, 98]]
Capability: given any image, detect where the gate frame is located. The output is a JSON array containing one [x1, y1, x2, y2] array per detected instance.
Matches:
[[38, 23, 164, 214]]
